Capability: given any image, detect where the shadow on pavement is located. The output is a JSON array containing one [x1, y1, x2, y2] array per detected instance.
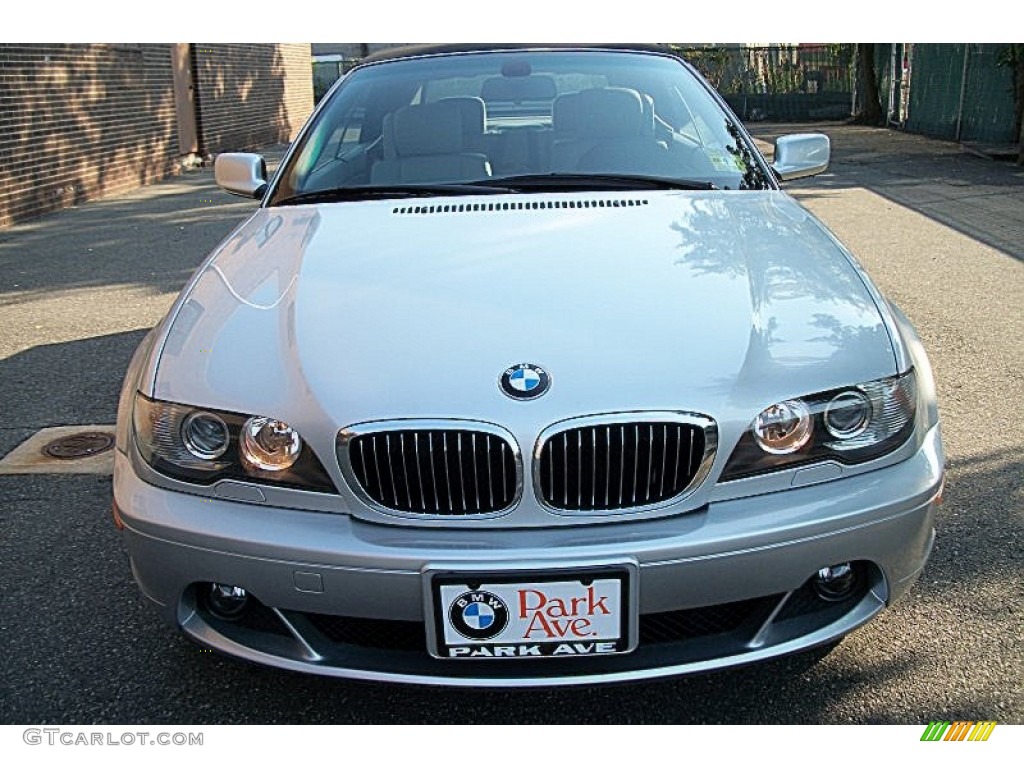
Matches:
[[0, 147, 288, 305], [0, 330, 150, 461], [0, 330, 148, 439], [750, 122, 1024, 262]]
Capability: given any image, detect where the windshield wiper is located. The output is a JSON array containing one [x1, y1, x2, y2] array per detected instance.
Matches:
[[469, 173, 717, 192], [272, 174, 715, 206], [273, 183, 514, 206]]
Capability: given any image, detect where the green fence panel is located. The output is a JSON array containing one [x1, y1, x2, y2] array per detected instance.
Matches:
[[907, 44, 964, 139], [961, 45, 1017, 142], [722, 93, 852, 121], [907, 44, 1016, 142]]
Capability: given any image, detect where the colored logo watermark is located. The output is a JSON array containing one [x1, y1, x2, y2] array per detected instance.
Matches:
[[921, 721, 997, 741]]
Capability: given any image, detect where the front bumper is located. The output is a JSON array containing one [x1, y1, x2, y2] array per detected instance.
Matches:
[[115, 423, 942, 686]]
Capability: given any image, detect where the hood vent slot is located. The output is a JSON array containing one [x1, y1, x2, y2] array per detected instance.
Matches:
[[392, 198, 649, 216]]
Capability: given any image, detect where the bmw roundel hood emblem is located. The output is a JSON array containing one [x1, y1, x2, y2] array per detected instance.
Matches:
[[500, 363, 550, 400]]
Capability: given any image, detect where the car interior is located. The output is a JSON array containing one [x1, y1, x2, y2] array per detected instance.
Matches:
[[292, 63, 735, 194]]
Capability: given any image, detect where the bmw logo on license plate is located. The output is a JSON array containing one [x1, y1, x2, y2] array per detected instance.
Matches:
[[449, 590, 510, 640], [500, 363, 550, 400]]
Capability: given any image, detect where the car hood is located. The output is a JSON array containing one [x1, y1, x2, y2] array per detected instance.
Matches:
[[152, 190, 896, 448]]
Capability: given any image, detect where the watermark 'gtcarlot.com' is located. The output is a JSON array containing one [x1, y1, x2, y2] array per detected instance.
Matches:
[[23, 729, 203, 746]]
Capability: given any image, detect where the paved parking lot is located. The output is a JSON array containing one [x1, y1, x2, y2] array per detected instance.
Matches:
[[0, 125, 1021, 724]]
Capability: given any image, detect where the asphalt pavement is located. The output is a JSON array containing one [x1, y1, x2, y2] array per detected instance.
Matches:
[[0, 127, 1021, 724]]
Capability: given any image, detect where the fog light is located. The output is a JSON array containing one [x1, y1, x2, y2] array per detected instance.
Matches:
[[206, 583, 249, 619], [813, 563, 856, 602]]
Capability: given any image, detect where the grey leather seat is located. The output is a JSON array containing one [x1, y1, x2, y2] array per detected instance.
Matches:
[[372, 101, 492, 184], [550, 87, 668, 175], [438, 96, 488, 154]]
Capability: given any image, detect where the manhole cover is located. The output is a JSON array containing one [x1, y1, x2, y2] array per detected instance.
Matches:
[[42, 431, 115, 460]]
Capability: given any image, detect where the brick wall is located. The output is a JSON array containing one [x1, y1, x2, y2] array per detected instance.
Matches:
[[0, 43, 314, 229], [192, 43, 314, 154], [0, 44, 180, 229]]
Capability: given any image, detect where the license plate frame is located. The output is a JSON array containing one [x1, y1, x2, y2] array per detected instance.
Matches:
[[425, 564, 637, 661]]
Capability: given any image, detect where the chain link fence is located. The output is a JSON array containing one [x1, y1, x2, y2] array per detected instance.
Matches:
[[675, 45, 855, 122]]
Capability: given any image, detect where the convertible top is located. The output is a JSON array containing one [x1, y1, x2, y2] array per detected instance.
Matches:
[[360, 43, 674, 64]]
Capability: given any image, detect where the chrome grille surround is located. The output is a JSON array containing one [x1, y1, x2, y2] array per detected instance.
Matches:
[[533, 412, 717, 514], [337, 420, 522, 519]]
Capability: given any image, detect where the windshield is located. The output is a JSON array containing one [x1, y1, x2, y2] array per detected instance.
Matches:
[[269, 50, 772, 204]]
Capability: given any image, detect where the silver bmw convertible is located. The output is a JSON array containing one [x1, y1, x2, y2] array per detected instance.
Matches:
[[113, 44, 944, 686]]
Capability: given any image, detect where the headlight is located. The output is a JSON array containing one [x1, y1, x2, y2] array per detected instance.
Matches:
[[182, 412, 230, 460], [132, 394, 335, 492], [720, 369, 917, 481], [240, 417, 302, 471], [752, 399, 812, 454], [822, 390, 871, 440]]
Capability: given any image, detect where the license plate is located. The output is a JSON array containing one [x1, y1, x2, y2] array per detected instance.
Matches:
[[427, 567, 634, 660]]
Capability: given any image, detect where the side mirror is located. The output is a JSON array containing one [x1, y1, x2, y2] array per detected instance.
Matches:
[[772, 134, 830, 181], [215, 153, 268, 198]]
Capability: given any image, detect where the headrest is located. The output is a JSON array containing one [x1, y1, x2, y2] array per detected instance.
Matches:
[[572, 88, 647, 139], [481, 75, 557, 103], [437, 96, 487, 136], [553, 91, 583, 134], [391, 102, 465, 157]]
